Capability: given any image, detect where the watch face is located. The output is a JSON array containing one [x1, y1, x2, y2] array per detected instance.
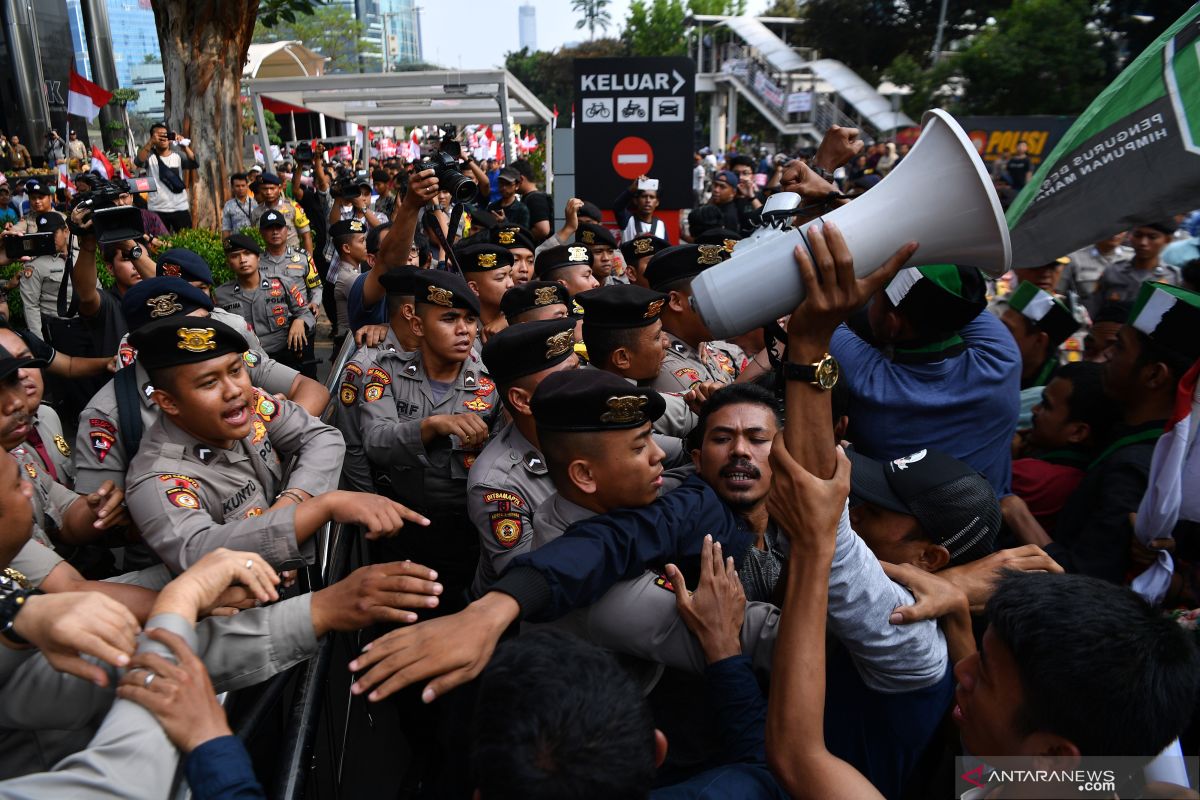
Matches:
[[816, 355, 839, 389]]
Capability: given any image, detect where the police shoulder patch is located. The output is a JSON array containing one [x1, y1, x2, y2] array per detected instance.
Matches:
[[367, 366, 392, 385], [344, 362, 363, 379], [364, 382, 385, 403], [91, 431, 115, 462], [242, 350, 260, 368], [674, 367, 700, 384], [255, 393, 277, 420], [340, 382, 358, 406], [490, 512, 522, 549], [653, 571, 676, 592], [166, 487, 201, 509], [474, 375, 496, 396]]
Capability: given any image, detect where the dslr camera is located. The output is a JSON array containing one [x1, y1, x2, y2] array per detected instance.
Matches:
[[439, 123, 461, 159], [414, 151, 475, 203]]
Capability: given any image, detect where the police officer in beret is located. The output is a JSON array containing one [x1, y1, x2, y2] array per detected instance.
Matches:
[[155, 247, 213, 288], [215, 234, 315, 376], [534, 244, 600, 299], [469, 317, 580, 596], [259, 208, 323, 313], [575, 222, 621, 285], [577, 284, 698, 438], [618, 234, 670, 289], [330, 218, 368, 337], [344, 269, 502, 610], [456, 242, 515, 338], [125, 317, 419, 574], [489, 224, 536, 285], [499, 281, 571, 325], [250, 172, 314, 254], [644, 244, 746, 392]]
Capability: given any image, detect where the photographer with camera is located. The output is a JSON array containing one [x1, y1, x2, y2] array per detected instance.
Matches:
[[136, 123, 197, 232], [326, 175, 385, 234]]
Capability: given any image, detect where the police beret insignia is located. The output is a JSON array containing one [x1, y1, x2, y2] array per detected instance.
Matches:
[[723, 239, 738, 254], [463, 396, 492, 412], [166, 487, 200, 509], [633, 238, 654, 255], [697, 245, 724, 266], [580, 230, 596, 244], [498, 229, 516, 245], [148, 292, 183, 319], [478, 252, 497, 269], [427, 285, 454, 307], [644, 298, 665, 318], [53, 435, 70, 457], [349, 220, 364, 233], [364, 382, 385, 402], [545, 329, 574, 359], [340, 382, 358, 406], [600, 395, 648, 425], [243, 351, 260, 367], [534, 286, 560, 306], [491, 513, 522, 548], [176, 327, 216, 353], [567, 246, 589, 263]]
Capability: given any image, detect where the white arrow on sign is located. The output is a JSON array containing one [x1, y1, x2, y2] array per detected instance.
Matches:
[[671, 69, 685, 94]]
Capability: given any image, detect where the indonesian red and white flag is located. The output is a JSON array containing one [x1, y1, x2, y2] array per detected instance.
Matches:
[[67, 70, 113, 122], [90, 146, 113, 179], [57, 163, 74, 194], [1134, 358, 1200, 605]]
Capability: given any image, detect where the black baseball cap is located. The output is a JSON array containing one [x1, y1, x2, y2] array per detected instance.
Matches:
[[258, 209, 287, 229], [848, 447, 998, 566], [23, 180, 53, 197]]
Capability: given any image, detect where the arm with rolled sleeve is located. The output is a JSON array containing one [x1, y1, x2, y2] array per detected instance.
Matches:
[[259, 394, 344, 498]]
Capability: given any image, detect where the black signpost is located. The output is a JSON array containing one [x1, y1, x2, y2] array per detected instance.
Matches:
[[574, 57, 696, 211]]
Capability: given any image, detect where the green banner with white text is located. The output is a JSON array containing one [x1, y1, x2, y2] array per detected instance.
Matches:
[[1006, 4, 1200, 266]]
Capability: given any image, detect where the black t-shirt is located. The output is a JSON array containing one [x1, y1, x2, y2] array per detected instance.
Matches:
[[84, 287, 128, 358], [523, 191, 553, 228], [1006, 155, 1032, 189]]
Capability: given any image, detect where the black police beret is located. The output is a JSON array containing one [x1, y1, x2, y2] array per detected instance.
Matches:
[[329, 219, 367, 239], [644, 244, 727, 291], [456, 242, 515, 273], [258, 209, 287, 229], [223, 234, 261, 256], [694, 228, 742, 251], [576, 284, 667, 329], [411, 269, 481, 316], [258, 173, 282, 186], [35, 214, 65, 233], [618, 234, 670, 265], [575, 222, 617, 249], [578, 201, 604, 222], [535, 244, 593, 279], [489, 225, 536, 252], [122, 277, 215, 332], [130, 316, 248, 372], [156, 248, 214, 286], [378, 265, 423, 297], [531, 368, 665, 432], [501, 281, 571, 320], [481, 317, 577, 383]]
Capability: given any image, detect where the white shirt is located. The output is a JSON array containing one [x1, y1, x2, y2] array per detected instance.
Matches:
[[145, 149, 190, 213]]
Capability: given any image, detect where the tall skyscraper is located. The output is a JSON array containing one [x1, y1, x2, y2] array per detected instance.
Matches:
[[519, 3, 536, 52], [66, 0, 162, 113], [329, 0, 423, 70]]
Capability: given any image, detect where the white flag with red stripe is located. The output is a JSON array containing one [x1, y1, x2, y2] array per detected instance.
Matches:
[[90, 146, 113, 179], [57, 163, 75, 194], [67, 70, 113, 122], [1133, 358, 1200, 605]]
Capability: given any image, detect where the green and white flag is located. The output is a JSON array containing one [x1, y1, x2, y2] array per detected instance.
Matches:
[[1006, 5, 1200, 266]]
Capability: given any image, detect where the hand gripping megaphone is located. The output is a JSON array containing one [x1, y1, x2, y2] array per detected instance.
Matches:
[[689, 109, 1012, 340]]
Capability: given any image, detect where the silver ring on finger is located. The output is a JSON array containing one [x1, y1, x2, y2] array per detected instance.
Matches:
[[245, 559, 254, 570], [143, 671, 156, 689]]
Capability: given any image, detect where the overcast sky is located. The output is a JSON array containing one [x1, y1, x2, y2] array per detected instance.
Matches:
[[419, 0, 770, 70]]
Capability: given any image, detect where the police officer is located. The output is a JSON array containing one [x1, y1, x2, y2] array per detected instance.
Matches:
[[348, 269, 502, 609], [155, 246, 214, 288], [215, 233, 314, 375], [259, 208, 323, 311], [18, 214, 73, 340], [489, 224, 536, 284], [575, 222, 622, 285], [125, 317, 417, 573], [457, 241, 514, 334], [329, 218, 368, 337], [250, 172, 313, 254], [10, 179, 63, 235], [534, 244, 600, 298], [0, 326, 75, 486], [576, 283, 697, 438], [618, 233, 670, 288], [469, 317, 578, 597], [499, 281, 571, 325], [73, 277, 311, 495]]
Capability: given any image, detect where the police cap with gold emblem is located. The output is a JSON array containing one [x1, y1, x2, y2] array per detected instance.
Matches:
[[500, 281, 571, 320], [130, 317, 248, 371], [122, 276, 214, 332], [489, 225, 536, 253], [482, 317, 577, 384], [156, 248, 214, 286], [378, 265, 423, 297], [694, 227, 742, 252], [411, 269, 481, 316], [329, 218, 366, 239], [531, 368, 665, 432], [618, 234, 669, 266], [575, 222, 618, 249], [644, 243, 728, 291], [456, 242, 515, 274], [535, 244, 593, 279], [223, 233, 262, 256], [576, 284, 668, 329]]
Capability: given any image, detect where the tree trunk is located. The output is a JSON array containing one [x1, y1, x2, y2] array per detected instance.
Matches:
[[150, 0, 258, 230]]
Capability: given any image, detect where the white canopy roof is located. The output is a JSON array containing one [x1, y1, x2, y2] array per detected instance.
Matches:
[[243, 41, 327, 79]]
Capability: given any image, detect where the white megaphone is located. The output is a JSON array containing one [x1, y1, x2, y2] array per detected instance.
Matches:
[[690, 109, 1011, 340]]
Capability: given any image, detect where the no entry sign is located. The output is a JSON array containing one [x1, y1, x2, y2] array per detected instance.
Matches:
[[574, 57, 696, 209]]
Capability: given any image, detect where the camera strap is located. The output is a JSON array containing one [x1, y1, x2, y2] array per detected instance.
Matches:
[[56, 232, 81, 320], [429, 204, 464, 275]]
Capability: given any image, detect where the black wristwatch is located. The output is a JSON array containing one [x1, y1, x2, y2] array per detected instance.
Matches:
[[128, 244, 143, 261], [0, 568, 34, 645], [783, 353, 840, 390]]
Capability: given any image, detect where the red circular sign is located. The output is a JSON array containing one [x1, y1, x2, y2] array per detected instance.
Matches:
[[611, 136, 654, 180]]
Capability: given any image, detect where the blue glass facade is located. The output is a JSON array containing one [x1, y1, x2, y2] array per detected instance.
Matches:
[[66, 0, 162, 109]]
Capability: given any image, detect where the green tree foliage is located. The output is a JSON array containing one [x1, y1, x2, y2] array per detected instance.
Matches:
[[253, 3, 367, 73], [573, 0, 613, 39], [624, 0, 688, 57], [505, 39, 629, 121]]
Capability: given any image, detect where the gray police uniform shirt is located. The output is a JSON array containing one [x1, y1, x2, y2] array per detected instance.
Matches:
[[214, 274, 312, 354], [261, 247, 323, 309], [1060, 243, 1132, 305], [32, 404, 74, 488], [529, 494, 948, 692], [652, 331, 739, 393], [354, 344, 502, 513], [18, 254, 72, 340], [73, 342, 299, 494], [467, 423, 553, 598], [1092, 259, 1182, 312], [125, 390, 344, 573], [251, 201, 308, 249], [10, 444, 78, 556]]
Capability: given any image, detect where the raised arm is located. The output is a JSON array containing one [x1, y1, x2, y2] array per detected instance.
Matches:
[[367, 167, 437, 310]]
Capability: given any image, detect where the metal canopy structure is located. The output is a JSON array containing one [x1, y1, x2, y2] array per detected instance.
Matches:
[[244, 69, 554, 182]]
